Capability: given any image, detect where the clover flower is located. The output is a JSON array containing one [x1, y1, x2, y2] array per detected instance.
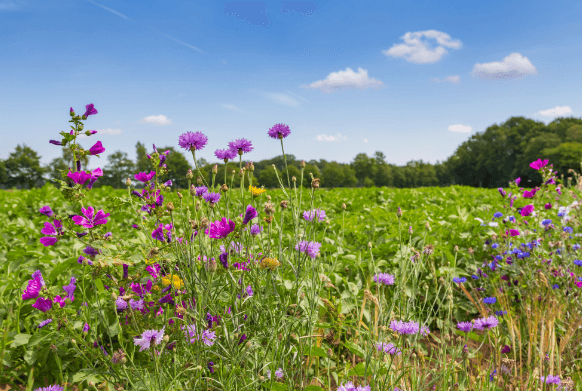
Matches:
[[268, 123, 291, 139], [474, 316, 499, 330], [228, 138, 253, 155], [133, 327, 165, 351], [373, 273, 395, 286], [206, 218, 235, 239], [295, 240, 321, 259], [178, 131, 208, 151], [215, 148, 237, 161], [72, 206, 110, 229], [303, 209, 326, 222]]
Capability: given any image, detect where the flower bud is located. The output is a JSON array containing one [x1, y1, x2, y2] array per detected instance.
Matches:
[[292, 176, 297, 182], [177, 192, 183, 199], [186, 170, 193, 179], [82, 115, 87, 120], [425, 221, 431, 231], [78, 124, 84, 130], [239, 169, 244, 178], [300, 160, 306, 168], [368, 242, 372, 248], [125, 178, 131, 187], [280, 200, 289, 209], [197, 176, 203, 185], [245, 341, 252, 348], [397, 207, 402, 218], [246, 161, 255, 172], [71, 339, 77, 344], [167, 202, 174, 211], [163, 335, 170, 342], [454, 245, 459, 252], [408, 226, 413, 234], [190, 184, 196, 196], [119, 357, 127, 365], [220, 184, 229, 193], [212, 164, 218, 174], [342, 203, 346, 210]]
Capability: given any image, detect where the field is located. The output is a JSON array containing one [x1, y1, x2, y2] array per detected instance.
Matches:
[[2, 176, 582, 390]]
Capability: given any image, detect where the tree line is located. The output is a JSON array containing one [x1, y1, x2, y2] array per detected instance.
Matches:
[[2, 115, 582, 190]]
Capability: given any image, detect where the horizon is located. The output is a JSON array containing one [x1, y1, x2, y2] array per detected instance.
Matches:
[[1, 0, 581, 170]]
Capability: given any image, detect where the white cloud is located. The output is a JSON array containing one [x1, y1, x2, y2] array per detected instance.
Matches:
[[316, 133, 347, 142], [86, 0, 131, 20], [471, 52, 537, 79], [537, 106, 573, 117], [382, 30, 462, 64], [113, 120, 121, 125], [301, 67, 384, 93], [97, 128, 123, 135], [263, 92, 299, 106], [448, 124, 472, 133], [221, 104, 243, 112], [138, 115, 173, 125], [364, 138, 368, 143], [431, 75, 460, 84], [0, 3, 16, 10]]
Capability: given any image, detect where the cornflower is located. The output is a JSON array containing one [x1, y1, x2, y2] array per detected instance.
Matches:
[[474, 316, 499, 330], [303, 209, 326, 222], [268, 123, 291, 139], [373, 273, 395, 285], [295, 240, 321, 259], [178, 131, 208, 151], [133, 327, 165, 351]]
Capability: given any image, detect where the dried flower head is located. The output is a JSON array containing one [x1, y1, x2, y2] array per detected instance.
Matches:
[[260, 257, 281, 271]]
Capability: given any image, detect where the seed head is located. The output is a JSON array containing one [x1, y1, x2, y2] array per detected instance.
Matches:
[[311, 177, 321, 189], [264, 202, 275, 216], [280, 200, 289, 209], [167, 202, 174, 212]]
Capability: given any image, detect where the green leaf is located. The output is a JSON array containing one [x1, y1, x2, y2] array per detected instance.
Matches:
[[94, 278, 105, 293], [11, 333, 31, 348], [27, 330, 52, 347], [23, 347, 37, 366], [344, 341, 365, 358], [49, 257, 78, 283], [305, 386, 325, 391], [347, 362, 367, 376], [307, 346, 327, 358], [263, 383, 287, 391]]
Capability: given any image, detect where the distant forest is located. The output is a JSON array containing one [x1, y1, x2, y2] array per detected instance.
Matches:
[[2, 115, 582, 189]]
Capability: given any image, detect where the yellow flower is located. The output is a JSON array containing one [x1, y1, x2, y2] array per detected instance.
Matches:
[[161, 274, 184, 289], [260, 257, 281, 271], [249, 185, 266, 197]]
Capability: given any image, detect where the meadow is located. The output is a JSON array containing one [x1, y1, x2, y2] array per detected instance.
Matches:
[[1, 105, 582, 391]]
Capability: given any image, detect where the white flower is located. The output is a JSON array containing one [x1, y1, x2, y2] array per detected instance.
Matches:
[[488, 222, 499, 227], [474, 217, 484, 223]]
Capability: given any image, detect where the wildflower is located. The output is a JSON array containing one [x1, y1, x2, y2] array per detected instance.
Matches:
[[49, 140, 62, 146], [215, 148, 237, 161], [84, 103, 98, 117], [246, 286, 254, 297], [22, 271, 45, 300], [195, 186, 208, 198], [38, 319, 53, 328], [483, 297, 497, 304], [542, 219, 552, 226], [238, 333, 247, 345], [39, 206, 54, 217], [219, 252, 228, 269], [130, 299, 145, 310], [62, 277, 76, 301], [33, 385, 64, 391], [133, 327, 165, 351], [201, 329, 217, 346], [161, 274, 184, 289], [521, 204, 534, 217], [203, 192, 221, 205], [116, 297, 128, 311], [268, 123, 291, 139], [159, 294, 173, 304], [471, 275, 479, 280], [453, 277, 467, 284], [178, 131, 208, 151], [552, 284, 559, 290], [573, 260, 582, 266], [508, 229, 520, 237], [376, 342, 402, 355], [83, 323, 90, 333], [530, 158, 549, 170], [390, 320, 419, 335], [523, 189, 538, 198], [243, 204, 258, 224], [207, 361, 215, 373], [206, 218, 235, 239], [249, 185, 266, 196], [493, 212, 503, 218], [295, 240, 321, 259], [495, 310, 508, 316], [373, 273, 395, 285], [72, 206, 110, 229], [134, 171, 156, 183], [250, 224, 263, 236], [32, 297, 52, 312], [89, 141, 105, 155], [260, 257, 281, 270], [303, 209, 326, 222], [541, 375, 561, 385], [457, 322, 473, 333], [111, 349, 127, 364], [228, 138, 253, 155], [563, 226, 573, 234], [473, 316, 499, 330], [489, 369, 497, 382], [152, 223, 173, 243], [39, 220, 63, 247], [498, 188, 506, 197], [501, 345, 511, 353]]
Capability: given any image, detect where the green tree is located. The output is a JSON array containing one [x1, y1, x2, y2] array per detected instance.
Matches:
[[158, 147, 194, 189], [542, 143, 582, 180], [352, 153, 374, 186], [4, 144, 45, 189], [0, 160, 7, 185], [101, 151, 136, 188], [322, 162, 357, 187], [135, 142, 151, 173]]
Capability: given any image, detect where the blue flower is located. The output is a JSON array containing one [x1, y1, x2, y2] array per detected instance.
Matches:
[[471, 275, 479, 280], [563, 226, 573, 233], [552, 284, 559, 290], [453, 277, 467, 284], [573, 260, 582, 267], [495, 310, 507, 316], [493, 212, 503, 218], [573, 244, 581, 250], [558, 212, 565, 217], [483, 297, 497, 304], [495, 255, 503, 261], [508, 216, 515, 222], [542, 219, 552, 226], [491, 243, 499, 249]]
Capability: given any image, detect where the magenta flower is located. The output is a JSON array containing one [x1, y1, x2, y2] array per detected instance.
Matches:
[[178, 131, 208, 151], [501, 345, 511, 354], [520, 205, 534, 217], [67, 170, 91, 186], [134, 171, 156, 183], [228, 138, 253, 155], [195, 186, 208, 198], [523, 188, 538, 198], [508, 229, 520, 237], [62, 277, 76, 301], [39, 220, 63, 247], [32, 297, 52, 312], [49, 140, 62, 146], [530, 159, 549, 170], [89, 141, 105, 155], [22, 271, 46, 300], [53, 295, 66, 308], [268, 123, 291, 139], [133, 327, 165, 351], [473, 316, 499, 330], [215, 148, 237, 161], [72, 206, 110, 229], [242, 204, 258, 225], [152, 223, 173, 242], [39, 206, 54, 217], [84, 103, 98, 117], [88, 168, 103, 189], [206, 218, 236, 239], [498, 188, 506, 197], [83, 246, 100, 257], [146, 264, 161, 280], [295, 240, 321, 259], [545, 203, 552, 209], [514, 177, 521, 186]]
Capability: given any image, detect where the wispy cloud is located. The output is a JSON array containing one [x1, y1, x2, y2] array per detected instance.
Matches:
[[431, 75, 460, 84], [472, 53, 537, 79], [85, 0, 131, 20], [221, 104, 244, 112], [316, 133, 347, 142], [138, 115, 173, 125], [259, 91, 299, 106], [78, 128, 122, 138], [448, 124, 472, 133], [536, 106, 573, 117], [382, 30, 462, 64], [145, 25, 204, 53], [0, 3, 16, 10], [285, 90, 312, 104], [301, 67, 384, 93]]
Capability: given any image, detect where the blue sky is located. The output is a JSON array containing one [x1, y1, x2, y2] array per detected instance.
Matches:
[[1, 0, 581, 169]]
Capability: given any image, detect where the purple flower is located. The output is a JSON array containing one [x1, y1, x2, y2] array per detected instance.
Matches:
[[152, 223, 173, 242], [540, 375, 561, 385], [67, 170, 91, 186], [87, 168, 103, 189], [32, 297, 52, 312], [159, 293, 173, 304], [83, 103, 98, 117], [243, 204, 258, 225], [219, 252, 228, 269], [49, 140, 62, 146], [457, 322, 473, 333], [163, 180, 172, 187], [146, 264, 161, 280], [498, 188, 506, 197], [228, 138, 253, 155], [207, 361, 215, 373], [77, 255, 93, 265], [183, 324, 198, 343], [178, 131, 208, 151], [295, 240, 321, 259], [133, 327, 165, 351], [203, 192, 221, 205], [195, 186, 208, 198], [474, 316, 499, 331], [33, 385, 64, 391], [453, 277, 467, 284], [376, 342, 401, 355], [303, 209, 326, 222], [83, 246, 100, 257], [134, 171, 156, 183], [131, 190, 143, 198], [72, 206, 109, 229], [89, 141, 105, 155], [530, 159, 549, 170], [268, 123, 291, 139], [215, 148, 237, 161], [116, 297, 128, 311], [201, 329, 217, 346], [246, 285, 254, 297], [39, 206, 54, 217], [238, 333, 247, 345], [373, 273, 395, 286], [206, 218, 235, 239], [483, 297, 497, 304], [38, 319, 53, 329], [39, 220, 62, 247], [390, 320, 420, 335], [250, 224, 263, 236], [521, 204, 534, 217], [83, 323, 90, 332], [22, 271, 46, 300], [62, 277, 76, 301], [501, 345, 511, 353]]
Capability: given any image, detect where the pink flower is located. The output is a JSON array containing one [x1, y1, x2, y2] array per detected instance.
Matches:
[[22, 271, 45, 300], [514, 177, 521, 186], [72, 206, 110, 229], [529, 159, 549, 170], [205, 218, 236, 239], [32, 297, 52, 312], [83, 103, 98, 117], [520, 205, 534, 217], [89, 141, 105, 155], [88, 168, 103, 189], [545, 203, 552, 209], [523, 188, 538, 198], [39, 220, 63, 247], [134, 171, 156, 183], [508, 229, 520, 237]]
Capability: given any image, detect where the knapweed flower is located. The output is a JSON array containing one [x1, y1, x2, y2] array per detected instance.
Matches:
[[520, 204, 534, 217], [303, 209, 326, 222], [295, 240, 321, 259], [493, 212, 503, 218], [39, 220, 63, 246], [474, 316, 499, 330], [33, 385, 64, 391], [457, 322, 473, 333], [376, 342, 402, 355], [483, 297, 497, 304], [215, 148, 237, 161], [530, 158, 549, 170], [540, 375, 561, 384], [39, 206, 54, 217], [201, 329, 217, 346], [134, 171, 156, 183], [83, 246, 100, 257], [72, 206, 109, 229], [260, 257, 281, 270], [203, 192, 221, 205], [89, 141, 105, 155], [133, 327, 165, 351], [228, 138, 253, 155], [390, 320, 419, 335], [250, 224, 263, 236], [268, 123, 291, 139], [179, 131, 208, 151], [453, 277, 467, 284], [373, 273, 395, 286], [116, 297, 128, 311], [249, 185, 266, 196], [337, 382, 370, 391], [22, 271, 45, 300], [206, 217, 235, 239], [242, 204, 258, 225]]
